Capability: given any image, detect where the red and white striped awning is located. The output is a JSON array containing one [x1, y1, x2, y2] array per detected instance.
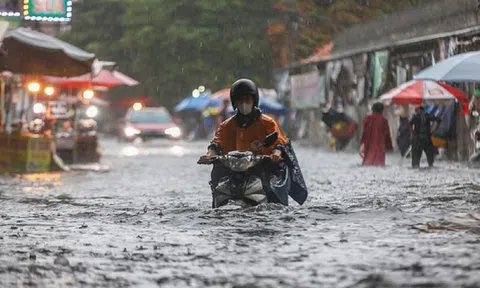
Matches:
[[379, 80, 468, 105]]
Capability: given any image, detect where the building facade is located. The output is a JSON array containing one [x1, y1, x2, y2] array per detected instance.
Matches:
[[285, 0, 480, 159]]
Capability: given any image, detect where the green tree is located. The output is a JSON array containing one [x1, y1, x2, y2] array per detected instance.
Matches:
[[60, 0, 130, 72], [62, 0, 277, 108], [62, 0, 431, 107], [282, 0, 432, 59]]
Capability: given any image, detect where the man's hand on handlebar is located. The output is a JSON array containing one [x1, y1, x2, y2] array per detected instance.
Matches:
[[198, 150, 217, 163], [270, 149, 282, 163]]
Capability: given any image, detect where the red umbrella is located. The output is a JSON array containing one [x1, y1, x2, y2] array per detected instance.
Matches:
[[380, 80, 467, 104], [44, 70, 139, 88], [379, 80, 469, 114]]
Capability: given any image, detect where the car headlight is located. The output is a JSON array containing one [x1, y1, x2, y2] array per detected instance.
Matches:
[[165, 127, 182, 138], [124, 126, 141, 137], [227, 156, 252, 172]]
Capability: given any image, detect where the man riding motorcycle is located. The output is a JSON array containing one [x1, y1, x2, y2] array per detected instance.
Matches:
[[199, 78, 308, 206]]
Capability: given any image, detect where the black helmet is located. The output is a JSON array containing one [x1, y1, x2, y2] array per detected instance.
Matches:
[[230, 78, 259, 109]]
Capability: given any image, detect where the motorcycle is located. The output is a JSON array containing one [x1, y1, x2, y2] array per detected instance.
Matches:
[[198, 132, 282, 208]]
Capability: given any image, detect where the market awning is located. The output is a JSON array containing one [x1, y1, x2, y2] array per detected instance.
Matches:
[[43, 69, 139, 88], [0, 28, 95, 77]]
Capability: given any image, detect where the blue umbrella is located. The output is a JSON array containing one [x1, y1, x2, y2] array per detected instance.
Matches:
[[205, 96, 224, 109], [174, 94, 211, 113], [415, 51, 480, 82], [259, 97, 287, 116]]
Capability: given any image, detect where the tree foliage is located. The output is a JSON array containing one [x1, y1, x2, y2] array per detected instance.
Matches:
[[61, 0, 277, 108], [61, 0, 430, 107], [288, 0, 433, 59]]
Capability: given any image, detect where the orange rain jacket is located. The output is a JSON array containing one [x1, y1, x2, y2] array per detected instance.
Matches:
[[209, 114, 289, 155]]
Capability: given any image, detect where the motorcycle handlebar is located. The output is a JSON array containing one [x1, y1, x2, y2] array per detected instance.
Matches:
[[197, 155, 272, 165], [197, 155, 222, 165]]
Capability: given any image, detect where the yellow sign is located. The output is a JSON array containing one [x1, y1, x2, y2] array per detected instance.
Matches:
[[0, 134, 13, 173], [0, 134, 52, 173]]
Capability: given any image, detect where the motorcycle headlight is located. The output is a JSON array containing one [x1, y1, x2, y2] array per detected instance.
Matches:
[[165, 127, 182, 138], [227, 156, 252, 172], [124, 126, 141, 137]]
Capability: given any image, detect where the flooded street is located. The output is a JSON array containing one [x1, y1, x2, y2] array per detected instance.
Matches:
[[1, 137, 479, 288]]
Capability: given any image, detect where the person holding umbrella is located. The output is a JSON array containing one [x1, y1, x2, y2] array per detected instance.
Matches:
[[409, 103, 441, 168]]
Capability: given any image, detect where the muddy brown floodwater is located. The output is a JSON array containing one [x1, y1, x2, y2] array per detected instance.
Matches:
[[1, 138, 479, 287]]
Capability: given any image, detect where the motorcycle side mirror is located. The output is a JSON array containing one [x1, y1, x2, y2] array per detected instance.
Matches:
[[263, 131, 278, 147]]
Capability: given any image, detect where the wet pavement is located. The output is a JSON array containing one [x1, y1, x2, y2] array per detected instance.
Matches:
[[1, 137, 479, 287]]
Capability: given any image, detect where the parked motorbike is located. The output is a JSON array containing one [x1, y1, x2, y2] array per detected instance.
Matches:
[[198, 132, 280, 208]]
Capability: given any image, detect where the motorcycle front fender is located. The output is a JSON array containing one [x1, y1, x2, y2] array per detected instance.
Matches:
[[213, 174, 267, 207]]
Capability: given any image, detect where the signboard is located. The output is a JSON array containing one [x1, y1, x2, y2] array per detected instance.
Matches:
[[23, 0, 72, 21], [49, 101, 70, 119], [290, 71, 324, 109]]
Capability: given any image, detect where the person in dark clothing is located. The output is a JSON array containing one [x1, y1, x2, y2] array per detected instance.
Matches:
[[396, 106, 411, 157], [409, 105, 440, 168], [398, 117, 410, 156]]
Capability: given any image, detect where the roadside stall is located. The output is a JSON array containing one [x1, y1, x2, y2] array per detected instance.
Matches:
[[45, 92, 108, 165], [0, 26, 95, 173], [379, 80, 468, 157], [43, 60, 138, 164]]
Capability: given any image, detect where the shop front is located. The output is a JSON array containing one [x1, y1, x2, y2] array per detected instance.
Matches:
[[0, 25, 96, 173]]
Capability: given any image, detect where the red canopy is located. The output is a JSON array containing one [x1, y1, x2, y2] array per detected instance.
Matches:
[[44, 70, 139, 88], [379, 80, 469, 114], [380, 80, 468, 105]]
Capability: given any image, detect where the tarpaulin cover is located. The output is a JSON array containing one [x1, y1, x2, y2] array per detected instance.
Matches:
[[0, 28, 95, 76]]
